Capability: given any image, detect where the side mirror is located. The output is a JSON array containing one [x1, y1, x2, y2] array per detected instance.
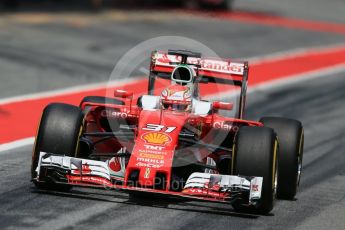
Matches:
[[213, 101, 233, 111], [114, 89, 133, 99]]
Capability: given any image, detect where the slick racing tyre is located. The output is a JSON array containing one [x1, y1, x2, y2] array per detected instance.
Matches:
[[79, 96, 124, 108], [260, 117, 304, 200], [31, 103, 84, 191], [232, 126, 278, 214]]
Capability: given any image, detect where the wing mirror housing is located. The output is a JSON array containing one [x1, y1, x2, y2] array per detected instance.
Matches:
[[114, 89, 133, 99], [114, 89, 134, 110], [213, 101, 233, 111]]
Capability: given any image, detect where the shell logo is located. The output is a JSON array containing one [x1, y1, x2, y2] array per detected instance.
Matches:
[[142, 132, 171, 145]]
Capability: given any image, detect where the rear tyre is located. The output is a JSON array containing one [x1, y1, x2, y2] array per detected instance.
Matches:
[[31, 103, 84, 191], [260, 117, 304, 200], [232, 126, 278, 214]]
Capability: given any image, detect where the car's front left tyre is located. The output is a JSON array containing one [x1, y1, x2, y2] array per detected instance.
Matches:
[[232, 126, 278, 214], [31, 103, 84, 191]]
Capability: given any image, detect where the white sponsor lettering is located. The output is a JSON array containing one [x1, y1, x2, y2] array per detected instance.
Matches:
[[135, 162, 162, 169], [154, 53, 244, 75], [143, 124, 176, 133], [137, 157, 164, 164], [101, 110, 128, 119], [213, 121, 232, 131], [144, 145, 165, 151], [229, 63, 244, 74]]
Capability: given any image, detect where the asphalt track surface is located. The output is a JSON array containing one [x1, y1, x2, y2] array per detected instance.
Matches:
[[1, 72, 345, 230], [1, 1, 345, 229]]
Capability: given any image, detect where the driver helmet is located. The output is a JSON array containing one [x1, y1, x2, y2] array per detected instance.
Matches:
[[161, 84, 192, 112]]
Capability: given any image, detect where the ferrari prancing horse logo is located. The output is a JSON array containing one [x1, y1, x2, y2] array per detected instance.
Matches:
[[144, 168, 151, 179]]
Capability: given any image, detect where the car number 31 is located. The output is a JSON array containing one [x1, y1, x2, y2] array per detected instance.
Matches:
[[142, 124, 176, 133]]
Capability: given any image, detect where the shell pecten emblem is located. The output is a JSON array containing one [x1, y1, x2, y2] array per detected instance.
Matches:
[[141, 132, 171, 145]]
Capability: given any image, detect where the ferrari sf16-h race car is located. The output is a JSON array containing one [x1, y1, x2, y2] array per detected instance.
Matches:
[[31, 50, 304, 214]]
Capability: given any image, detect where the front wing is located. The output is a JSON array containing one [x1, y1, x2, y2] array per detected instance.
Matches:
[[34, 152, 263, 205]]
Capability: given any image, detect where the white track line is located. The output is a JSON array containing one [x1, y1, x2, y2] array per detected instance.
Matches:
[[245, 42, 345, 64], [0, 137, 35, 152], [248, 63, 345, 93], [0, 77, 142, 106], [2, 64, 345, 154]]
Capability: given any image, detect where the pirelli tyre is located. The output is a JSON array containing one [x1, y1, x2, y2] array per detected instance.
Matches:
[[31, 103, 84, 191], [79, 96, 124, 108], [232, 126, 278, 214], [260, 117, 304, 200]]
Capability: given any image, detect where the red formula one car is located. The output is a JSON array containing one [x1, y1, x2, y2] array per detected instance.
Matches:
[[31, 50, 304, 214]]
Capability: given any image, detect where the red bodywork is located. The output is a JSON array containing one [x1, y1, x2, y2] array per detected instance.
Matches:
[[76, 50, 263, 194]]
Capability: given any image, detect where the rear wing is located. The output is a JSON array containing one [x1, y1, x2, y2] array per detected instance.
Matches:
[[148, 50, 249, 119], [150, 50, 249, 86]]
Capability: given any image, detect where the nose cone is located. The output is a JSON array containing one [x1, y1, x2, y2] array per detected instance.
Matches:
[[125, 110, 189, 189]]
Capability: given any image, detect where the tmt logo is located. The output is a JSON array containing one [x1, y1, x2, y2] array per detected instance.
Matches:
[[144, 144, 165, 151]]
